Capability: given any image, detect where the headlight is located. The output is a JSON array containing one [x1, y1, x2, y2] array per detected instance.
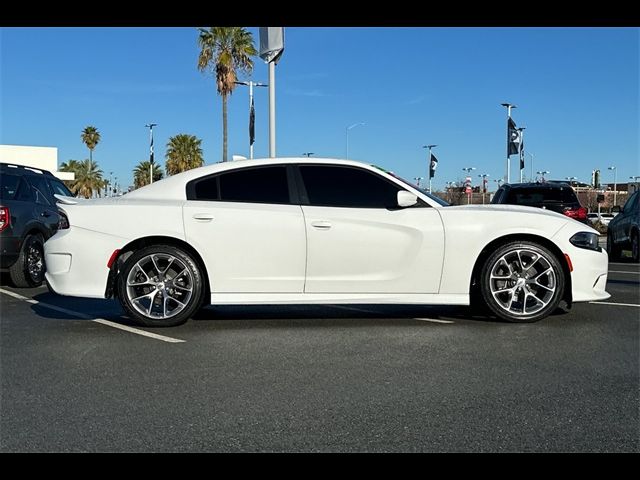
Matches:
[[570, 232, 601, 252]]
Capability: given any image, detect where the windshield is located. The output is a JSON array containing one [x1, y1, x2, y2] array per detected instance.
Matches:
[[371, 165, 450, 207]]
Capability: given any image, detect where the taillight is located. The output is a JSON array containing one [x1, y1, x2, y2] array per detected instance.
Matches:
[[58, 210, 70, 229], [563, 206, 587, 220], [0, 206, 10, 232]]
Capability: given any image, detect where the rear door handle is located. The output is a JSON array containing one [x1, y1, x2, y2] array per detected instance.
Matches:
[[193, 214, 214, 222], [311, 221, 332, 230]]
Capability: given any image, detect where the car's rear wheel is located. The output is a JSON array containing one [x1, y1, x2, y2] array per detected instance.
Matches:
[[480, 241, 565, 323], [116, 245, 204, 327], [607, 231, 621, 261], [9, 233, 45, 288]]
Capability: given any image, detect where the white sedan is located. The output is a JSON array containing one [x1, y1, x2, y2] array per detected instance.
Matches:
[[45, 158, 610, 327]]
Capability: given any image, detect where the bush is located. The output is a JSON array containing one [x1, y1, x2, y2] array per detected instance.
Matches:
[[592, 220, 608, 234]]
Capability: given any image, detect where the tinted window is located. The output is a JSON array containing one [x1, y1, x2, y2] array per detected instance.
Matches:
[[193, 176, 219, 201], [300, 165, 401, 208], [491, 188, 505, 204], [27, 176, 52, 205], [190, 166, 290, 204], [48, 178, 74, 197], [626, 192, 639, 211], [0, 173, 20, 200], [505, 187, 578, 206]]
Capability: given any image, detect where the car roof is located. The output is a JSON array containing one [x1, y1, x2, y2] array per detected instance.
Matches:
[[500, 182, 573, 189], [125, 157, 394, 200], [0, 162, 55, 177]]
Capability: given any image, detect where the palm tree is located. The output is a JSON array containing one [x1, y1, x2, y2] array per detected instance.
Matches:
[[81, 126, 101, 162], [73, 159, 104, 199], [197, 27, 257, 162], [133, 160, 164, 189], [165, 134, 204, 175], [59, 159, 82, 190]]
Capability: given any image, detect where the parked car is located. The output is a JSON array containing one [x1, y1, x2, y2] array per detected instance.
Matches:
[[0, 163, 73, 287], [587, 213, 600, 225], [45, 158, 609, 327], [491, 182, 588, 224], [599, 213, 615, 227], [606, 190, 640, 262]]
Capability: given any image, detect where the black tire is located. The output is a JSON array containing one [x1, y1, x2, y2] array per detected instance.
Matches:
[[631, 230, 639, 263], [116, 245, 204, 327], [479, 241, 565, 323], [607, 231, 622, 261], [9, 233, 45, 288]]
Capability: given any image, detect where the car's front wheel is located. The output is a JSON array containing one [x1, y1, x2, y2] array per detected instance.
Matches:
[[116, 245, 204, 327], [480, 241, 565, 323], [9, 233, 45, 288]]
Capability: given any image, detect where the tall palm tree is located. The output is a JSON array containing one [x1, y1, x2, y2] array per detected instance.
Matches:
[[133, 160, 164, 189], [73, 159, 104, 199], [81, 126, 101, 162], [165, 134, 204, 175], [197, 27, 257, 162]]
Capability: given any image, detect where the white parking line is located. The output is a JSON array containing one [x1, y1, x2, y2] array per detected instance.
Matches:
[[589, 301, 640, 308], [413, 318, 455, 324], [0, 287, 185, 343]]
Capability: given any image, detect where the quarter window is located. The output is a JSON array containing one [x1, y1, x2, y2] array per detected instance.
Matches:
[[299, 165, 401, 208], [28, 176, 52, 206]]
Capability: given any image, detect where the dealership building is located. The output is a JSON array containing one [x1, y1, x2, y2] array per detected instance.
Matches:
[[0, 144, 74, 181]]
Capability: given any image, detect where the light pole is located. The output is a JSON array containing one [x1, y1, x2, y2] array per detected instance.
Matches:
[[608, 166, 617, 207], [145, 123, 157, 184], [528, 152, 534, 182], [302, 152, 314, 157], [517, 127, 526, 183], [414, 176, 424, 188], [235, 81, 268, 159], [345, 122, 365, 160], [536, 170, 550, 182], [501, 102, 517, 183], [478, 173, 490, 204], [462, 167, 476, 204], [422, 144, 437, 193]]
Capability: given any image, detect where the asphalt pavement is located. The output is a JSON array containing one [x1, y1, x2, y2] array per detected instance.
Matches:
[[0, 261, 638, 452]]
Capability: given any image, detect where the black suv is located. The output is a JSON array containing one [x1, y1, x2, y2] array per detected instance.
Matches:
[[0, 163, 73, 287], [491, 182, 588, 224], [606, 190, 639, 262]]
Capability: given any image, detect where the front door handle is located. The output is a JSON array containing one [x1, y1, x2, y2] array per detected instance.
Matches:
[[193, 214, 214, 222], [311, 221, 332, 230]]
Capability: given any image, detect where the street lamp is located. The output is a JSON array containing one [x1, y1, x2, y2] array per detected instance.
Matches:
[[302, 152, 314, 157], [235, 81, 268, 159], [345, 122, 365, 160], [608, 166, 617, 207], [630, 176, 640, 182], [478, 173, 490, 204], [501, 102, 517, 183], [422, 144, 437, 193], [536, 170, 550, 182], [145, 123, 157, 184], [414, 176, 424, 188]]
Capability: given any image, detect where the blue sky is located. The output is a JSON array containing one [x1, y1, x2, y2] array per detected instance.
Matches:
[[1, 27, 638, 190]]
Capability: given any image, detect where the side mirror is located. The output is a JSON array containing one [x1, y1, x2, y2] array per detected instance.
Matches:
[[397, 190, 418, 208]]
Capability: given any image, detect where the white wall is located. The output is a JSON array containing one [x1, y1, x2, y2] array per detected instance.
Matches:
[[0, 144, 74, 181]]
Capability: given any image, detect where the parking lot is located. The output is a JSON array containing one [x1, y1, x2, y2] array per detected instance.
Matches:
[[0, 259, 638, 452]]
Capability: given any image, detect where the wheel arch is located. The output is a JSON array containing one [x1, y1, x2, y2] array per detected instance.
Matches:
[[469, 233, 572, 307], [105, 235, 210, 301]]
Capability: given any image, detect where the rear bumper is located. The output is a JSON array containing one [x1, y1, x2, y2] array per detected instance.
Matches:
[[44, 227, 127, 298]]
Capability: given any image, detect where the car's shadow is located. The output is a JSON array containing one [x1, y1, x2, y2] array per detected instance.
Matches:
[[10, 283, 570, 328]]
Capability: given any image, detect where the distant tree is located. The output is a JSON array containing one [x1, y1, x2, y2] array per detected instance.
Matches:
[[133, 160, 164, 189], [197, 27, 257, 162], [81, 126, 101, 162], [165, 134, 204, 175], [72, 159, 104, 198]]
